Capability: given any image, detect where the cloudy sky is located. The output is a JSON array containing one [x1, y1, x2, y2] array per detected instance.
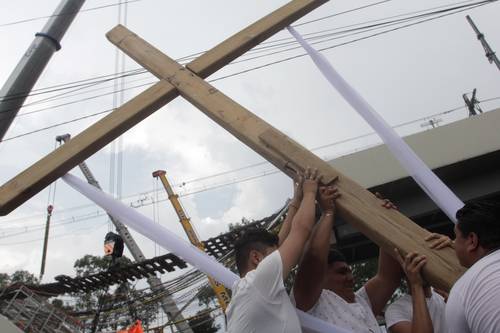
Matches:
[[0, 0, 499, 310]]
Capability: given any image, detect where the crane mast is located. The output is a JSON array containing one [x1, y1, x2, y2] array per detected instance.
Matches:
[[39, 205, 54, 281], [153, 170, 231, 311], [0, 0, 86, 141], [56, 134, 193, 333]]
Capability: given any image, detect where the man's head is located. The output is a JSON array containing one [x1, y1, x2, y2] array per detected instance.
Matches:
[[234, 228, 279, 277], [454, 201, 500, 268], [324, 249, 355, 302]]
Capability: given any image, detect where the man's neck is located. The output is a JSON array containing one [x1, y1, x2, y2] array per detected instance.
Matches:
[[469, 246, 500, 267]]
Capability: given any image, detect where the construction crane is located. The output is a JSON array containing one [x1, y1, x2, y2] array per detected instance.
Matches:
[[153, 170, 231, 312], [56, 134, 193, 333]]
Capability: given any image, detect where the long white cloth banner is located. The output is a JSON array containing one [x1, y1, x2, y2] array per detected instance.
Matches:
[[62, 173, 352, 333], [287, 26, 464, 223]]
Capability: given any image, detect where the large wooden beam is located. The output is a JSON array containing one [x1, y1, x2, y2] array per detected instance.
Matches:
[[109, 26, 464, 291], [0, 0, 328, 215]]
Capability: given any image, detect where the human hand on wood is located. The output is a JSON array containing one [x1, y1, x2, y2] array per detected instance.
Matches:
[[395, 249, 427, 286], [318, 186, 340, 214], [302, 167, 320, 195], [425, 233, 454, 250], [375, 192, 398, 210]]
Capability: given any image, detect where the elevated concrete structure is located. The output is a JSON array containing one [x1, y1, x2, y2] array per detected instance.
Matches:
[[331, 109, 500, 262]]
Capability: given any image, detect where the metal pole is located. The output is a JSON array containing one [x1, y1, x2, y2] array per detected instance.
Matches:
[[466, 15, 500, 71], [0, 0, 86, 141], [39, 205, 54, 281]]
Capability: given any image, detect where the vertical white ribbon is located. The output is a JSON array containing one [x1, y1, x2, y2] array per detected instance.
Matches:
[[287, 26, 464, 222], [62, 173, 352, 333]]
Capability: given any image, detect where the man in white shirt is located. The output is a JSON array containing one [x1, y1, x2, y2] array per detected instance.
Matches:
[[293, 193, 402, 333], [226, 168, 340, 333], [385, 233, 453, 333], [445, 201, 500, 333]]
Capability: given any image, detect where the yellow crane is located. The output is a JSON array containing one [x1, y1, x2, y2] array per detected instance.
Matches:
[[152, 170, 230, 312]]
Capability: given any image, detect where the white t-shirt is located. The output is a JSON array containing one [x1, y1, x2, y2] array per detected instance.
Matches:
[[385, 291, 446, 333], [226, 250, 301, 333], [445, 248, 500, 333], [307, 287, 380, 333]]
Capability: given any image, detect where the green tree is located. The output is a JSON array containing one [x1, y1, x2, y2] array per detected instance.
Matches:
[[70, 255, 158, 331], [351, 257, 378, 291], [0, 270, 39, 289], [227, 217, 254, 232], [0, 273, 10, 289]]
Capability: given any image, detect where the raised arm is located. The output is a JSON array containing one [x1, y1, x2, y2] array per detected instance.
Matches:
[[278, 174, 303, 245], [365, 195, 403, 315], [278, 168, 319, 279], [294, 185, 340, 311], [364, 249, 402, 315], [389, 250, 434, 333]]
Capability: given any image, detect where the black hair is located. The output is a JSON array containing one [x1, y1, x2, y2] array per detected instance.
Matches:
[[234, 227, 279, 276], [327, 248, 347, 265], [456, 201, 500, 251]]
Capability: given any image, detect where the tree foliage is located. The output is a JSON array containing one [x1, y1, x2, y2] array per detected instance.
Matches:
[[69, 255, 158, 331], [0, 270, 39, 289]]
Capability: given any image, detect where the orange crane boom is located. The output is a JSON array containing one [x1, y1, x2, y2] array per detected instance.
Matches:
[[153, 170, 230, 311]]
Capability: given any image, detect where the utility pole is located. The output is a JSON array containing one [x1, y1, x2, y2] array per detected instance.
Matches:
[[466, 15, 500, 71], [153, 170, 231, 312], [0, 0, 86, 141], [463, 88, 483, 117], [56, 134, 193, 333]]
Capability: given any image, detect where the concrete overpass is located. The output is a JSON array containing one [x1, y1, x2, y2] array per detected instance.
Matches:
[[331, 108, 500, 262]]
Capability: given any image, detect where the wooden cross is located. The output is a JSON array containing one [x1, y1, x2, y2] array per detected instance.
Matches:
[[0, 0, 463, 290]]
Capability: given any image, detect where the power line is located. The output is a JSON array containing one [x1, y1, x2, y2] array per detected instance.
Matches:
[[1, 109, 113, 142], [294, 0, 394, 27], [0, 0, 493, 141], [0, 0, 488, 105], [0, 0, 150, 28]]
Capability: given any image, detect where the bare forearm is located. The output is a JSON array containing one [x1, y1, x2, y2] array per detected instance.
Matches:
[[367, 250, 403, 315], [293, 193, 316, 233], [278, 202, 299, 245], [279, 192, 316, 278], [307, 211, 334, 259], [378, 250, 403, 287], [294, 211, 332, 311], [410, 286, 434, 333]]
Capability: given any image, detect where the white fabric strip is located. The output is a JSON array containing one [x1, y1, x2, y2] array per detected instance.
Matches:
[[62, 173, 352, 333], [287, 26, 464, 223]]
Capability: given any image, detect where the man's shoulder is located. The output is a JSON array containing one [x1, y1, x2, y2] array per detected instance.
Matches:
[[387, 294, 412, 309], [454, 250, 500, 292], [385, 294, 413, 327]]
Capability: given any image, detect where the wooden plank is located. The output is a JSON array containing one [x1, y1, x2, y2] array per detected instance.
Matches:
[[0, 0, 328, 215], [259, 129, 338, 183], [107, 26, 339, 184], [110, 26, 464, 291]]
